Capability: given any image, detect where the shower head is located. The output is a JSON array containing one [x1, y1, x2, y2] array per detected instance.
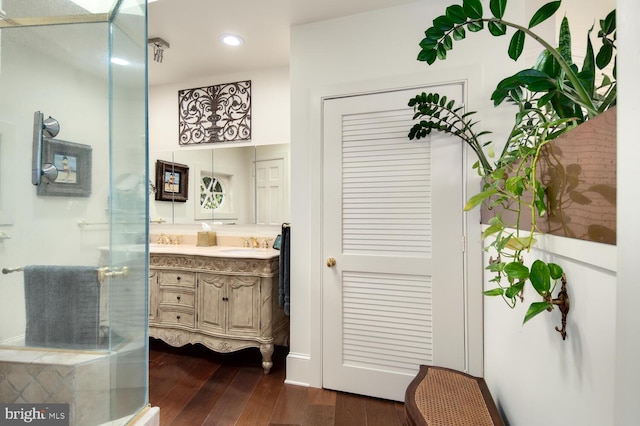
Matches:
[[149, 37, 170, 63]]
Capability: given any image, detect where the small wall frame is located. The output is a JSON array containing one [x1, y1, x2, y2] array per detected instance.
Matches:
[[37, 138, 92, 197], [155, 160, 189, 202]]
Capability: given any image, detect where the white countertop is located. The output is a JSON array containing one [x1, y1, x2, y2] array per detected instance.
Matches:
[[149, 244, 280, 259]]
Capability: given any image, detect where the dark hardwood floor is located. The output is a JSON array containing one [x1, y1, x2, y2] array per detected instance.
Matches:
[[148, 338, 406, 426]]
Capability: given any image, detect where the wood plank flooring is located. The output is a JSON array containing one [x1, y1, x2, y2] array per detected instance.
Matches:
[[148, 339, 406, 426]]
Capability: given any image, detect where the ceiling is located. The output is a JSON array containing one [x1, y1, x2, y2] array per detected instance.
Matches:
[[147, 0, 422, 86]]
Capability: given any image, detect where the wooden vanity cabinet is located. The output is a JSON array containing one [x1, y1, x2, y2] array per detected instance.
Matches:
[[149, 253, 288, 374], [198, 273, 262, 337]]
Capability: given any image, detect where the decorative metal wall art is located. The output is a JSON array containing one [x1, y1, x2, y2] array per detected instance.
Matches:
[[178, 80, 251, 145]]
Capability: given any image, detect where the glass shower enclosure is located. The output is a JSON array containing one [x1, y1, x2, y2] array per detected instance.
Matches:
[[0, 0, 148, 424]]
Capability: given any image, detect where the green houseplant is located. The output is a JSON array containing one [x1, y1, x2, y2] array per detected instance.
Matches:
[[408, 0, 616, 330]]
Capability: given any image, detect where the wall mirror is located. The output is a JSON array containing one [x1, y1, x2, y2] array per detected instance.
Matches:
[[150, 143, 290, 226]]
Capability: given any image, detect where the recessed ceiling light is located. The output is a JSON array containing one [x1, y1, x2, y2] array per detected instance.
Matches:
[[220, 34, 243, 47]]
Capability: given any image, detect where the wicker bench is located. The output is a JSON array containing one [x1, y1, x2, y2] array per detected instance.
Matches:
[[404, 365, 504, 426]]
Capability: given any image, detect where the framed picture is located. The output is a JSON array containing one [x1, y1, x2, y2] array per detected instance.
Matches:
[[155, 160, 189, 202], [37, 139, 92, 197]]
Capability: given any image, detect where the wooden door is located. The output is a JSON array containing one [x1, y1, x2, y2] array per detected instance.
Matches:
[[322, 84, 466, 401]]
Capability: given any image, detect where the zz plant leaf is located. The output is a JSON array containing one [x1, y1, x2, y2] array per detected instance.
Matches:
[[508, 30, 525, 60], [528, 1, 561, 29], [462, 0, 483, 20], [446, 4, 467, 24], [488, 21, 507, 37], [489, 0, 506, 19]]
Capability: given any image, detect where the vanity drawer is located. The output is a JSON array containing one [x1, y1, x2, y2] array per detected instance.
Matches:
[[158, 271, 195, 289], [159, 289, 195, 308], [158, 309, 195, 327]]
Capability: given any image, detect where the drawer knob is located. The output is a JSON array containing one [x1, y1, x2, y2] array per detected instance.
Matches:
[[177, 276, 181, 281], [176, 315, 181, 320], [176, 296, 181, 301]]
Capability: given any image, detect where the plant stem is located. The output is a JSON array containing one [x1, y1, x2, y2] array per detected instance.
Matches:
[[528, 135, 549, 249]]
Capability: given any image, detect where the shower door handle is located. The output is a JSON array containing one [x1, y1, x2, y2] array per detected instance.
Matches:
[[32, 111, 60, 185], [32, 111, 44, 185]]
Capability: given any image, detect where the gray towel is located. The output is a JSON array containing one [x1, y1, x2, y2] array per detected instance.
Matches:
[[278, 224, 291, 316], [24, 265, 100, 349]]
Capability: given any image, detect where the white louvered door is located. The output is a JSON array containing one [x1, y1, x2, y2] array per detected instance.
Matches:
[[322, 84, 466, 401]]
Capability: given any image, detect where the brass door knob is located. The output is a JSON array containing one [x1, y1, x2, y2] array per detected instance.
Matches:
[[326, 257, 336, 267]]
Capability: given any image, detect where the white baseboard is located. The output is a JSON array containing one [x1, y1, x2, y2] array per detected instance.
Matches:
[[285, 352, 312, 387]]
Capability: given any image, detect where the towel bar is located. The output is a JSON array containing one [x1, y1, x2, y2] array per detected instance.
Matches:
[[2, 266, 24, 274], [78, 219, 110, 227], [2, 266, 129, 284], [97, 266, 129, 284]]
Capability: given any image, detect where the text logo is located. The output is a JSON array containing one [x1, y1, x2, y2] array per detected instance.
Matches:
[[0, 405, 68, 426]]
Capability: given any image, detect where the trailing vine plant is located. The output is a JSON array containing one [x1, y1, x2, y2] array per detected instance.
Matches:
[[408, 0, 616, 325]]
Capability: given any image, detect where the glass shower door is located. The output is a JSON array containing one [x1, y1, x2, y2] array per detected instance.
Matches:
[[0, 1, 149, 424]]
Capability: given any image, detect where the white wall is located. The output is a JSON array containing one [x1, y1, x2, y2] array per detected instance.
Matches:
[[484, 237, 617, 425], [289, 0, 625, 425], [149, 66, 290, 152], [614, 0, 640, 424]]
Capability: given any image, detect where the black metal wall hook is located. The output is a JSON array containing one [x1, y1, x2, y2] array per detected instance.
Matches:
[[551, 274, 570, 340]]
